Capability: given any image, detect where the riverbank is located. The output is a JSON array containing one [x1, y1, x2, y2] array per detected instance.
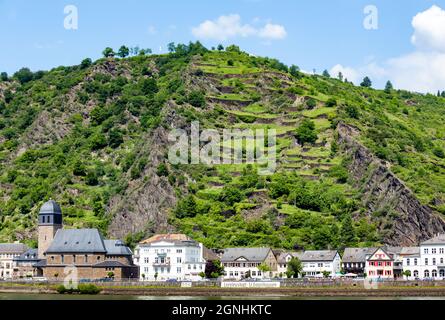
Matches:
[[4, 283, 445, 298]]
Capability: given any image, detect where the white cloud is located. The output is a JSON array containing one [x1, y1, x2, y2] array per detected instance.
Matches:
[[329, 64, 359, 83], [258, 23, 287, 40], [411, 5, 445, 52], [387, 51, 445, 92], [329, 5, 445, 93], [192, 14, 286, 41]]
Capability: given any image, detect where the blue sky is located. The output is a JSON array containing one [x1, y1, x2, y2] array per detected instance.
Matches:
[[1, 0, 445, 92]]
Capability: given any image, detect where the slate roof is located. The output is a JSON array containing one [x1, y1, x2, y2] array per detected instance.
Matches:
[[221, 247, 271, 263], [104, 240, 133, 256], [0, 243, 29, 254], [13, 248, 39, 262], [301, 250, 339, 262], [276, 252, 304, 263], [46, 229, 107, 254], [400, 246, 420, 256], [39, 200, 62, 215], [342, 248, 376, 263], [421, 234, 445, 245]]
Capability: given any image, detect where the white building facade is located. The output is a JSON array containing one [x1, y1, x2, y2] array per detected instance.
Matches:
[[301, 250, 342, 277], [134, 234, 206, 281], [403, 234, 445, 280], [0, 243, 29, 279], [221, 248, 278, 280]]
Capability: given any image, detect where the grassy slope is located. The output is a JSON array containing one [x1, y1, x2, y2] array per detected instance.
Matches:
[[0, 47, 444, 251]]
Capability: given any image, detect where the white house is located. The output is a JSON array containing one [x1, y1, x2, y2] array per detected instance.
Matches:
[[0, 243, 29, 279], [221, 247, 278, 280], [403, 234, 445, 280], [134, 234, 206, 281], [301, 250, 341, 277]]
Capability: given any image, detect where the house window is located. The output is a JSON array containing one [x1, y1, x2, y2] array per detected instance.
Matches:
[[433, 258, 436, 265], [407, 259, 410, 266], [176, 249, 182, 253], [177, 267, 181, 273], [440, 248, 444, 254], [425, 258, 429, 266], [318, 263, 323, 268], [425, 270, 430, 278], [73, 255, 76, 263], [441, 258, 444, 264], [144, 257, 149, 264], [85, 255, 88, 263], [61, 255, 64, 263], [177, 257, 182, 263], [414, 270, 419, 277], [433, 270, 438, 278], [414, 259, 418, 266], [432, 248, 437, 254], [424, 248, 429, 254]]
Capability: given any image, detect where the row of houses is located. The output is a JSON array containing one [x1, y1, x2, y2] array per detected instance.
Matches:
[[133, 235, 445, 281], [1, 200, 445, 282]]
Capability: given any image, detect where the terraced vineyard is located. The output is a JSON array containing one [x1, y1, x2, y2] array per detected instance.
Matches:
[[1, 43, 444, 250]]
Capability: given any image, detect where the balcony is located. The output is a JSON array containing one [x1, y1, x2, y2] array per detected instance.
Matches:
[[153, 258, 170, 267]]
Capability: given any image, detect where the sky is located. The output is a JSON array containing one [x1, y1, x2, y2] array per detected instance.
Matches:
[[1, 0, 445, 93]]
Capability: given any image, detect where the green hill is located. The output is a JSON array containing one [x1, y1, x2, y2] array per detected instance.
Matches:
[[1, 42, 444, 250]]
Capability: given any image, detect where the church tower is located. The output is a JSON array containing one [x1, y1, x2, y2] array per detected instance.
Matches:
[[38, 200, 63, 259]]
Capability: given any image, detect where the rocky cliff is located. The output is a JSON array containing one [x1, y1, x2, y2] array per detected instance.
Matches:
[[337, 122, 445, 246]]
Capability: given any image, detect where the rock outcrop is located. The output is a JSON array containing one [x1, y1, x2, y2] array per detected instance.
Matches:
[[337, 122, 445, 246]]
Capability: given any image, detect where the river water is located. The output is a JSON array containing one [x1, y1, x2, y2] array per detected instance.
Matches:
[[1, 293, 444, 300]]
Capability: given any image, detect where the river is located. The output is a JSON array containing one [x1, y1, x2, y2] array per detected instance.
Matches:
[[1, 293, 445, 300]]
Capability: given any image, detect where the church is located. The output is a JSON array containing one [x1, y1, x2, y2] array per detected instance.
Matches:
[[33, 200, 138, 281]]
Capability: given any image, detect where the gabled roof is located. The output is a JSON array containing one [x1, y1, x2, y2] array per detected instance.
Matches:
[[276, 252, 304, 263], [0, 243, 29, 254], [46, 229, 107, 254], [342, 248, 376, 263], [367, 247, 393, 261], [221, 247, 271, 263], [301, 250, 339, 262], [421, 234, 445, 245], [104, 240, 132, 256]]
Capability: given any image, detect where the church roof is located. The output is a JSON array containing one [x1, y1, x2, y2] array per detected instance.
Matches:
[[39, 200, 62, 215], [104, 240, 133, 256], [46, 229, 107, 254]]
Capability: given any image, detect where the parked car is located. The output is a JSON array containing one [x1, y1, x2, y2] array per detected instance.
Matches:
[[166, 279, 178, 283]]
